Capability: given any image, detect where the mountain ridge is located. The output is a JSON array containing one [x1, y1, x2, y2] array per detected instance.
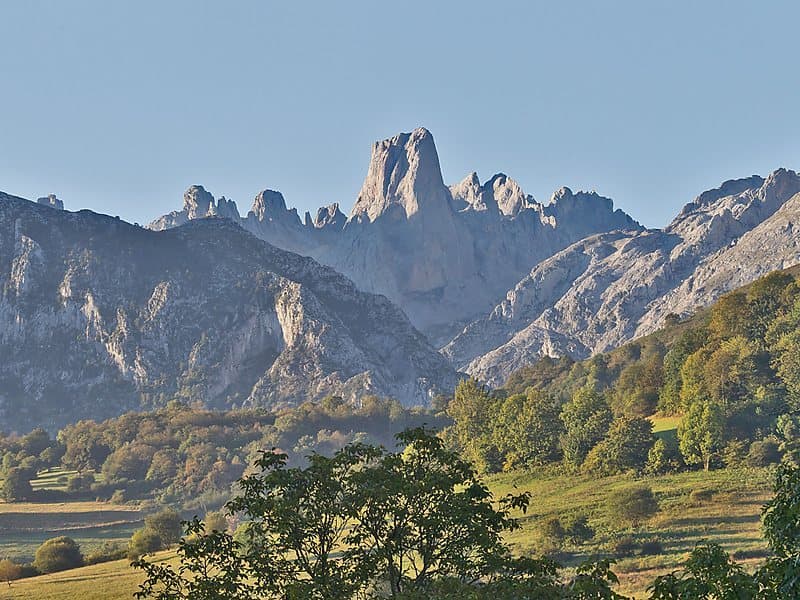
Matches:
[[0, 191, 459, 431]]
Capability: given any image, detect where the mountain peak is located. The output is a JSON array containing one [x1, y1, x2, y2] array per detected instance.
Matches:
[[250, 189, 288, 220], [183, 185, 214, 218], [350, 127, 449, 222]]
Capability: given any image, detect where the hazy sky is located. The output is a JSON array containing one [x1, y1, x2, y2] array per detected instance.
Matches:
[[1, 1, 798, 228]]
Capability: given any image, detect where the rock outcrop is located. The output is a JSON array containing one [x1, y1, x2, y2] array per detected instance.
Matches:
[[0, 192, 459, 431], [36, 194, 63, 210]]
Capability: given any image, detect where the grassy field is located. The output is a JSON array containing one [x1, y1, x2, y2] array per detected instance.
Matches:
[[492, 466, 773, 597], [2, 466, 774, 599], [0, 551, 174, 600], [0, 500, 142, 563]]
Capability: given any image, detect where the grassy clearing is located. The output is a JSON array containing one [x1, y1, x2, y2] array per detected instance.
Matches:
[[649, 415, 681, 435]]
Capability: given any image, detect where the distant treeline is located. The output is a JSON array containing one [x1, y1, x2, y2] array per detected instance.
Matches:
[[0, 397, 447, 509], [446, 270, 800, 475]]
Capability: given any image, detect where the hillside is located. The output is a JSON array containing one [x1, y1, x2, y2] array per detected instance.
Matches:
[[0, 193, 458, 431]]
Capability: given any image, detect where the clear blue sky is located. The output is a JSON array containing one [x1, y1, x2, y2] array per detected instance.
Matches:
[[1, 1, 798, 228]]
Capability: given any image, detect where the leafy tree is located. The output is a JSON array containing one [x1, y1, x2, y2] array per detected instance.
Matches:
[[202, 510, 228, 532], [678, 399, 725, 471], [102, 444, 155, 483], [645, 436, 683, 475], [33, 536, 83, 573], [0, 558, 23, 582], [583, 416, 654, 476], [658, 328, 707, 414], [348, 427, 530, 596], [20, 427, 52, 457], [134, 428, 538, 599], [128, 528, 163, 560], [58, 420, 112, 472], [1, 467, 33, 501], [446, 379, 502, 473], [760, 462, 800, 597], [560, 387, 613, 468], [493, 389, 563, 470], [648, 543, 758, 599], [145, 509, 183, 547]]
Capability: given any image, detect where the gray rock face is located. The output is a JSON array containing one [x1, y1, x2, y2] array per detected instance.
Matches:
[[0, 192, 459, 431], [446, 169, 800, 385], [149, 128, 639, 341], [37, 194, 63, 210]]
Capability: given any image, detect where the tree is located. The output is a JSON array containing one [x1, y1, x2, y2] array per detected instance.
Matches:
[[759, 462, 800, 597], [134, 429, 540, 600], [58, 420, 112, 473], [648, 543, 758, 599], [658, 328, 707, 414], [645, 436, 683, 475], [33, 536, 83, 573], [0, 558, 23, 582], [582, 416, 655, 476], [560, 387, 613, 468], [494, 389, 563, 470], [1, 467, 33, 501], [678, 400, 726, 471], [446, 379, 502, 473], [144, 509, 183, 547], [203, 511, 228, 532], [101, 444, 154, 483], [128, 528, 162, 560], [348, 427, 530, 596]]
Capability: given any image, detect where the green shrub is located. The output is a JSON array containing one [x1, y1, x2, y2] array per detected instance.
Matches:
[[640, 539, 664, 555], [562, 514, 595, 545], [127, 528, 162, 560], [85, 541, 127, 565], [203, 510, 228, 533], [721, 439, 749, 468], [608, 484, 659, 528], [145, 509, 183, 546], [745, 439, 781, 467], [611, 536, 638, 557], [67, 472, 95, 492], [33, 537, 84, 573], [537, 517, 565, 554]]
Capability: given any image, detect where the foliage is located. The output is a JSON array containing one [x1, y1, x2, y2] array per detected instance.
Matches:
[[608, 485, 658, 528], [128, 529, 162, 560], [648, 543, 759, 599], [0, 558, 23, 582], [560, 387, 614, 468], [583, 416, 655, 476], [678, 400, 725, 471], [144, 509, 183, 547], [2, 467, 34, 501], [33, 536, 84, 573], [134, 428, 641, 599]]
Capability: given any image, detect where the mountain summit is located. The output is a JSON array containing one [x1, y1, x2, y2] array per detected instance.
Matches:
[[351, 127, 450, 222], [149, 128, 639, 340]]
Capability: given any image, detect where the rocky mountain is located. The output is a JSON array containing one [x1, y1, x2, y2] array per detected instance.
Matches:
[[150, 128, 640, 343], [0, 192, 459, 431], [445, 168, 800, 384]]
